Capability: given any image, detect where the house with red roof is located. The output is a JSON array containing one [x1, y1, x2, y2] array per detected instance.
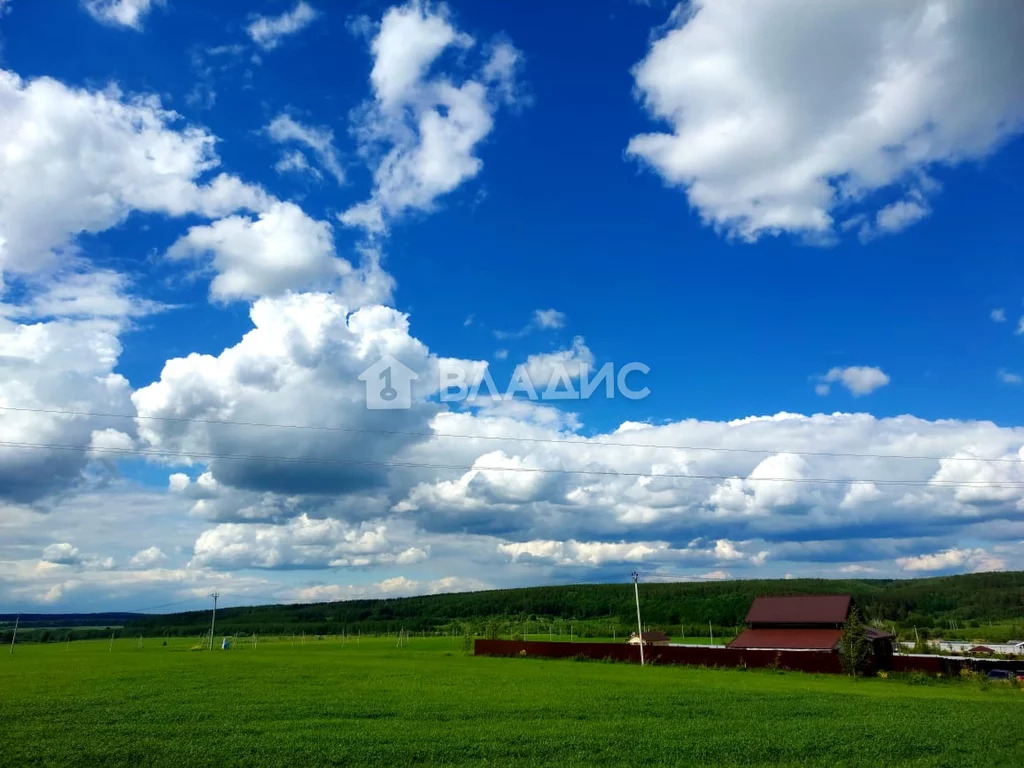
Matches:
[[727, 594, 893, 662]]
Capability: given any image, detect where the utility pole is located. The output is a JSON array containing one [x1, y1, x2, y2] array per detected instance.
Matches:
[[632, 571, 645, 667], [9, 615, 18, 655], [209, 593, 220, 651]]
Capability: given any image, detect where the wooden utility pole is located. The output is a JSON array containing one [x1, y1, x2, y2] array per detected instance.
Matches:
[[633, 572, 645, 666], [9, 615, 18, 655], [208, 593, 220, 651]]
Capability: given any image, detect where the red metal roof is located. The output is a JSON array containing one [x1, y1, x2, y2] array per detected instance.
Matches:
[[744, 594, 851, 625], [728, 628, 843, 650]]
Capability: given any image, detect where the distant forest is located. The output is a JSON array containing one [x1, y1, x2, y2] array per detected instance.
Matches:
[[5, 571, 1022, 643]]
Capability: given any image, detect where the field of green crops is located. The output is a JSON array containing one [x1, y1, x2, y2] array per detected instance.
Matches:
[[1, 636, 1021, 767]]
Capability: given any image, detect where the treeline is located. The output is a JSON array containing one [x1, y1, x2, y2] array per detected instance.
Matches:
[[0, 627, 118, 644], [116, 571, 1024, 640], [0, 612, 139, 628], [5, 572, 1022, 644], [0, 613, 141, 645]]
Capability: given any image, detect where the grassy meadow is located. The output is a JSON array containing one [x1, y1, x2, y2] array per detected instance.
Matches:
[[1, 635, 1022, 767]]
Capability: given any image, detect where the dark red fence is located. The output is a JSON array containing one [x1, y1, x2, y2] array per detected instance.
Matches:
[[475, 640, 1023, 676], [475, 639, 842, 674]]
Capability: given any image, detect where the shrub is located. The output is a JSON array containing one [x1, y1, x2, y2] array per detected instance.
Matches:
[[905, 671, 934, 686], [959, 667, 985, 684]]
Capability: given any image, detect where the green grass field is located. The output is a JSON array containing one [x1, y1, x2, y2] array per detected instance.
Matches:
[[1, 636, 1021, 767]]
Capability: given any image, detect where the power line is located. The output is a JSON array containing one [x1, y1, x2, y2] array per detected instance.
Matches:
[[0, 404, 1022, 464], [1, 437, 1023, 488], [129, 594, 288, 614], [125, 597, 205, 614]]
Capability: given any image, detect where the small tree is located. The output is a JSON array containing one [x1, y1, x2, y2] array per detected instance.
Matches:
[[484, 619, 500, 640], [839, 605, 871, 677]]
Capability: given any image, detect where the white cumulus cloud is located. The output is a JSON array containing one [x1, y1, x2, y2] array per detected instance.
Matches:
[[166, 201, 350, 301], [82, 0, 162, 30], [628, 1, 1024, 241], [816, 366, 890, 397], [191, 514, 426, 570], [998, 370, 1021, 386], [247, 1, 317, 51], [896, 547, 1004, 573], [267, 114, 345, 184], [128, 546, 167, 568], [340, 1, 521, 233], [0, 69, 270, 284]]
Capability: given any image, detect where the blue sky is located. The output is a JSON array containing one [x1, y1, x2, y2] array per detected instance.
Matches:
[[1, 0, 1023, 613]]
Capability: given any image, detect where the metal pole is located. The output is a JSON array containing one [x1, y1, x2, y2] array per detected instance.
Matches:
[[9, 615, 18, 655], [209, 593, 219, 651], [633, 572, 644, 667]]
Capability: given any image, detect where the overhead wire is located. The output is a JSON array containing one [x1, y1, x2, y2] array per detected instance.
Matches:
[[0, 437, 1022, 488], [0, 404, 1022, 464], [122, 597, 206, 614]]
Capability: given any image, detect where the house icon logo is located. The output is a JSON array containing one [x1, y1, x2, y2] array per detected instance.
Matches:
[[358, 355, 418, 410]]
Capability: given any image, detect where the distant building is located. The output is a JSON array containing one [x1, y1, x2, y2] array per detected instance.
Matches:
[[727, 594, 893, 661], [627, 631, 670, 646]]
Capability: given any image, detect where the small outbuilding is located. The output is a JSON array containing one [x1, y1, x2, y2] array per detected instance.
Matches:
[[627, 631, 670, 646]]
